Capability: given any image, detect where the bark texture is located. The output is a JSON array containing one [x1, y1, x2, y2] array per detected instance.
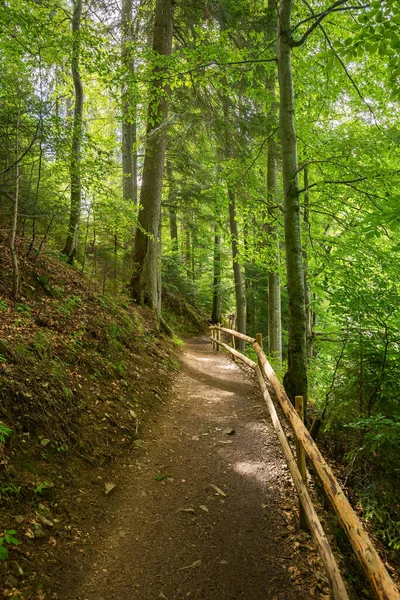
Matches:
[[222, 96, 246, 352], [228, 189, 246, 353], [121, 0, 138, 206], [277, 0, 308, 407], [129, 0, 173, 316], [62, 0, 84, 261], [266, 0, 282, 365], [211, 231, 222, 324], [10, 111, 20, 299]]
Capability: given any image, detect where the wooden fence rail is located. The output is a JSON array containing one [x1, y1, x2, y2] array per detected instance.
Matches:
[[209, 325, 400, 600]]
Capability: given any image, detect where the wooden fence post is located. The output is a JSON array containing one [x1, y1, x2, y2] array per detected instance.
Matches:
[[211, 327, 215, 350], [231, 331, 236, 361], [216, 324, 220, 351], [295, 395, 308, 530], [256, 333, 263, 369]]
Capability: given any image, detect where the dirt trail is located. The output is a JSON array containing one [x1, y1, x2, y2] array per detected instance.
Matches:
[[60, 336, 329, 600]]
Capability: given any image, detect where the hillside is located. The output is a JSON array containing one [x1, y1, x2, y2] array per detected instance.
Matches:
[[0, 236, 204, 597]]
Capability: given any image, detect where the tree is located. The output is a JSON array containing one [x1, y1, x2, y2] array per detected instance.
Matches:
[[121, 0, 138, 206], [62, 0, 84, 261], [277, 0, 308, 407], [266, 0, 282, 365], [129, 0, 174, 322]]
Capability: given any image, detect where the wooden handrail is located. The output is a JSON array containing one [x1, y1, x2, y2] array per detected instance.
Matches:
[[209, 328, 400, 600], [256, 367, 349, 600], [252, 342, 400, 600], [211, 325, 256, 344], [212, 338, 257, 369]]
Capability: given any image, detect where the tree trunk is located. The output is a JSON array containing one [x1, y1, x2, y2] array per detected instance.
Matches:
[[166, 163, 178, 252], [303, 164, 313, 358], [121, 0, 138, 206], [10, 110, 20, 299], [62, 0, 84, 261], [169, 206, 178, 252], [129, 0, 173, 319], [211, 230, 222, 324], [277, 0, 308, 410], [266, 0, 282, 365], [222, 96, 246, 352], [228, 189, 246, 352]]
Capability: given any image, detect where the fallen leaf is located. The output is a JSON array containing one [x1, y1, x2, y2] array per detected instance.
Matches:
[[178, 559, 202, 571], [104, 483, 116, 495], [208, 484, 227, 497], [155, 474, 171, 481], [25, 528, 34, 539], [180, 507, 195, 514], [199, 505, 209, 513]]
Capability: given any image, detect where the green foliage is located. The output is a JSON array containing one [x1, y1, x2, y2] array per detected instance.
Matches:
[[0, 530, 21, 561], [0, 424, 12, 444], [347, 416, 400, 454], [0, 483, 21, 499], [33, 481, 51, 495]]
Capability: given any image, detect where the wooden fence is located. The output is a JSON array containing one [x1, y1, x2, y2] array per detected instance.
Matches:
[[209, 325, 400, 600]]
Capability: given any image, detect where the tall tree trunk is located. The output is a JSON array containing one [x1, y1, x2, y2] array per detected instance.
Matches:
[[243, 224, 255, 335], [10, 110, 20, 299], [211, 229, 222, 324], [121, 0, 138, 206], [303, 164, 313, 358], [222, 96, 246, 352], [129, 0, 173, 320], [277, 0, 308, 410], [266, 0, 282, 365], [169, 205, 178, 252], [62, 0, 84, 261], [228, 189, 246, 352]]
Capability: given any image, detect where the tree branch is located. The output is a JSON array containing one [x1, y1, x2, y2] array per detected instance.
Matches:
[[290, 1, 368, 47]]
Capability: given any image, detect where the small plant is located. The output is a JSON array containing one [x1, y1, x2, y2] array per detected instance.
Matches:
[[16, 303, 32, 315], [114, 360, 127, 376], [0, 483, 21, 498], [0, 424, 12, 443], [0, 354, 7, 363], [33, 481, 51, 495], [56, 295, 82, 317], [91, 368, 102, 380], [0, 529, 21, 560], [0, 299, 8, 311]]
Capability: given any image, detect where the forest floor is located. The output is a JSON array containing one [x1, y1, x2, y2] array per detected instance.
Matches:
[[53, 336, 339, 600]]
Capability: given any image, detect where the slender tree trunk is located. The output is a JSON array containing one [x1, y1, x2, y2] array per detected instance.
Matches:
[[129, 0, 174, 320], [228, 189, 246, 352], [266, 0, 282, 365], [266, 141, 282, 363], [166, 163, 178, 252], [222, 96, 246, 351], [243, 224, 255, 334], [62, 0, 84, 261], [169, 206, 178, 252], [184, 225, 191, 279], [121, 0, 138, 206], [29, 133, 43, 253], [211, 230, 222, 324], [303, 164, 314, 358], [10, 110, 20, 299], [277, 0, 308, 410]]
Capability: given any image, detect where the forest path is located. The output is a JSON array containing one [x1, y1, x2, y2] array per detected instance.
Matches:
[[61, 336, 327, 600]]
